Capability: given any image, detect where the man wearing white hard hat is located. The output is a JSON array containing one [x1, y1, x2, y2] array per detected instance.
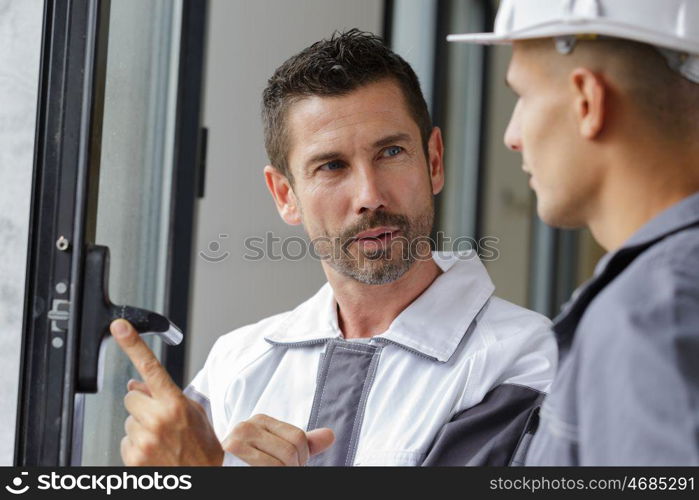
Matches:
[[450, 0, 699, 465]]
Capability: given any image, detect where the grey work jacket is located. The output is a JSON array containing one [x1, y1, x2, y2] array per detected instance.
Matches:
[[526, 191, 699, 465]]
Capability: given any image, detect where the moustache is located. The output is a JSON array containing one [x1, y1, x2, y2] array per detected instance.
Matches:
[[339, 211, 410, 242]]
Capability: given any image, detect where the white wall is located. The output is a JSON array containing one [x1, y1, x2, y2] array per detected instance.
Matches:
[[0, 0, 43, 465], [187, 0, 384, 381]]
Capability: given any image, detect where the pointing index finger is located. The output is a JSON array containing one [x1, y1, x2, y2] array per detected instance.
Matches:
[[110, 319, 181, 400]]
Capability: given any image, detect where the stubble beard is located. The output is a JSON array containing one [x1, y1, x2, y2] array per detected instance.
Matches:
[[323, 203, 435, 285]]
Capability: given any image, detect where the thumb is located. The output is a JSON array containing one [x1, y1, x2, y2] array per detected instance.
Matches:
[[306, 428, 335, 456]]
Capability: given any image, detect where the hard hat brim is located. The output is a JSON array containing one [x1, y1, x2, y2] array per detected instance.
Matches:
[[448, 23, 699, 55], [446, 33, 510, 45]]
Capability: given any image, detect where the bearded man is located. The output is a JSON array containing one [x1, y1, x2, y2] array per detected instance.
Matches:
[[110, 29, 555, 467]]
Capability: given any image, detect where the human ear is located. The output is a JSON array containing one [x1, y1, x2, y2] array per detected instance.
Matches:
[[570, 68, 606, 139], [263, 165, 302, 225], [427, 127, 445, 195]]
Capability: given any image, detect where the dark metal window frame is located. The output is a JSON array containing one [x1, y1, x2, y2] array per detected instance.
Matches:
[[161, 0, 210, 389], [382, 0, 394, 44], [16, 0, 209, 466], [16, 0, 110, 467]]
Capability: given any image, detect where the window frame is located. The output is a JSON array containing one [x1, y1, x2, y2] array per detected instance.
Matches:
[[15, 0, 208, 466]]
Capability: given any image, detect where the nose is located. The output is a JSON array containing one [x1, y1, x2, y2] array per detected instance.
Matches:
[[352, 163, 387, 214], [504, 99, 523, 152]]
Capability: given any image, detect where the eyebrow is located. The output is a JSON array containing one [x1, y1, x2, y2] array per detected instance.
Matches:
[[305, 151, 343, 169], [372, 133, 412, 149], [303, 133, 413, 170]]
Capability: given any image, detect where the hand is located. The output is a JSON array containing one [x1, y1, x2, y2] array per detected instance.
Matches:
[[223, 414, 334, 466], [110, 318, 224, 466]]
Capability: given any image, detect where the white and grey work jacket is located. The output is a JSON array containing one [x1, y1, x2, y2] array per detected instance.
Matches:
[[185, 252, 557, 466]]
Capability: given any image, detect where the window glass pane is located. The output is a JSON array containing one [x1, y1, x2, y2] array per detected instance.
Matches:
[[78, 0, 182, 466], [0, 0, 44, 466]]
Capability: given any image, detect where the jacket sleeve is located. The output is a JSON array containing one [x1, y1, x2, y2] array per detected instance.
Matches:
[[421, 384, 545, 466], [423, 318, 556, 466], [184, 363, 216, 428], [183, 334, 229, 434]]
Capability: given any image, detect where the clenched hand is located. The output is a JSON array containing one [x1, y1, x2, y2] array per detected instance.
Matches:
[[223, 414, 334, 466]]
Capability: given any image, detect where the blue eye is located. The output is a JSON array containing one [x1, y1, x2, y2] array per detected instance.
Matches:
[[319, 160, 344, 171], [382, 146, 404, 158]]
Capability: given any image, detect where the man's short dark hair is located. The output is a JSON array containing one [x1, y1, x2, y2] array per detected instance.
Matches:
[[262, 29, 432, 180]]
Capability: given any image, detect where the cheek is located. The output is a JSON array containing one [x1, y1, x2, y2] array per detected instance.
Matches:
[[298, 185, 351, 234], [397, 161, 433, 196], [381, 175, 422, 218], [522, 100, 572, 170], [401, 169, 428, 197]]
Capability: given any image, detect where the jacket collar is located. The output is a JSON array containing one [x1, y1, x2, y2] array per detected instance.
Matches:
[[624, 191, 699, 248], [554, 190, 699, 352], [594, 190, 699, 275], [264, 251, 495, 362]]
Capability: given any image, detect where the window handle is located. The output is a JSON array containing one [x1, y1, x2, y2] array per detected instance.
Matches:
[[77, 244, 183, 393]]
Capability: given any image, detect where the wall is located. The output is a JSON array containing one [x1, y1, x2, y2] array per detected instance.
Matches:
[[187, 0, 384, 381], [0, 0, 43, 465]]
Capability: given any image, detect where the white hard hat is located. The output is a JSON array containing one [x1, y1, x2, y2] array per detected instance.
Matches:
[[447, 0, 699, 83]]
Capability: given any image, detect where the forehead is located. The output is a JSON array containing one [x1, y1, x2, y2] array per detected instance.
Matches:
[[285, 79, 419, 162]]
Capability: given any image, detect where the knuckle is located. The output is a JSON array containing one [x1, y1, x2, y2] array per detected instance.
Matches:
[[225, 436, 246, 456], [161, 396, 185, 420], [124, 415, 134, 434], [289, 428, 307, 449], [152, 410, 172, 431], [120, 436, 141, 466], [139, 434, 159, 456], [120, 436, 129, 454], [232, 420, 254, 438], [122, 392, 140, 415], [147, 420, 164, 438], [280, 443, 299, 466], [173, 393, 190, 409], [249, 414, 266, 424], [229, 440, 245, 457], [138, 356, 161, 377], [129, 449, 146, 466]]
